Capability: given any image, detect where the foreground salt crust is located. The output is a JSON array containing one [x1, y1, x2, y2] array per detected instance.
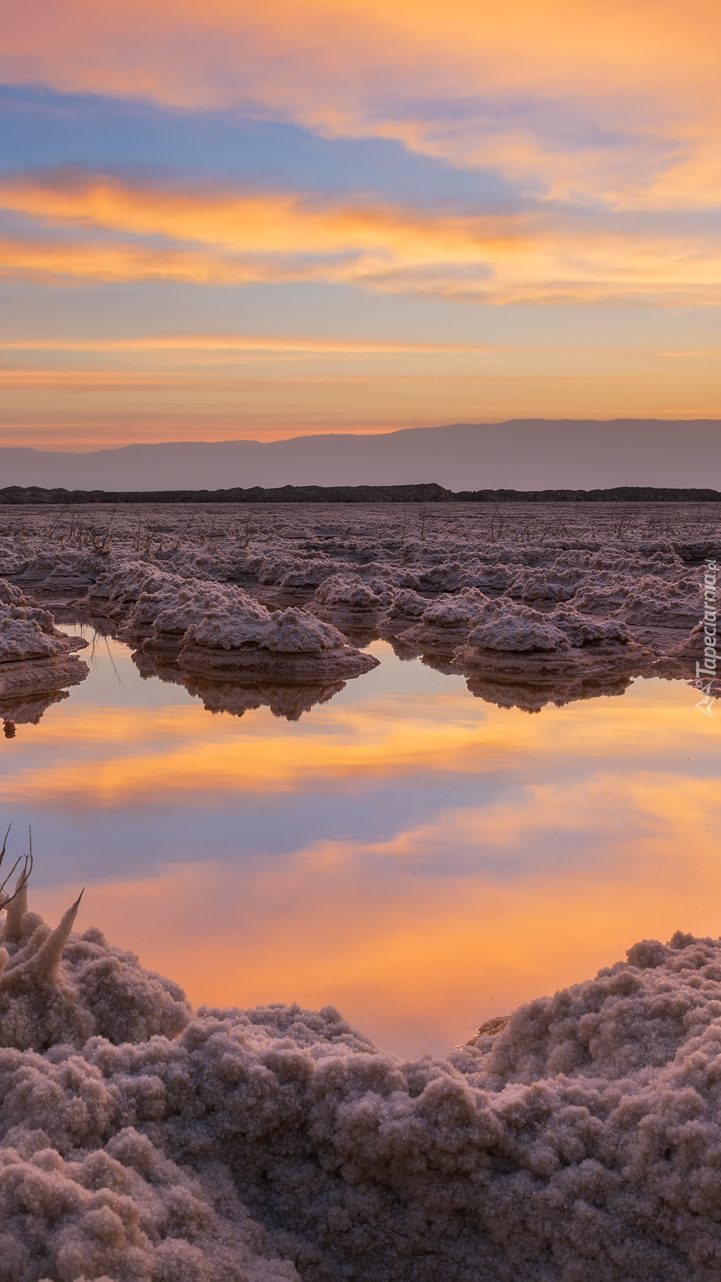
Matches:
[[4, 877, 721, 1281]]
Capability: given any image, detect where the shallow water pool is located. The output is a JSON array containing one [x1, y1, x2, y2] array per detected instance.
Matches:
[[1, 628, 719, 1057]]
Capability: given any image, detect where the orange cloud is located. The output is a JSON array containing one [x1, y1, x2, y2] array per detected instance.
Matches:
[[2, 174, 721, 304], [2, 1, 720, 209], [0, 335, 506, 356], [0, 174, 525, 259]]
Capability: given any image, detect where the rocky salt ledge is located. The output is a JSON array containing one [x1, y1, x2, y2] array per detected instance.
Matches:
[[3, 873, 721, 1281]]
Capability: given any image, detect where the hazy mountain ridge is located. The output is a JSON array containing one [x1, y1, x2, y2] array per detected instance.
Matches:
[[1, 419, 720, 491]]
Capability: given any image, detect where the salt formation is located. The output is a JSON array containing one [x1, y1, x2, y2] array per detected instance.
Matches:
[[101, 572, 380, 686], [12, 551, 109, 594], [5, 870, 721, 1281], [86, 563, 187, 615], [178, 600, 378, 682], [454, 602, 653, 681], [378, 587, 428, 631], [0, 578, 89, 703], [395, 589, 498, 654], [313, 574, 385, 613], [0, 889, 190, 1053], [119, 578, 234, 655], [0, 499, 715, 709]]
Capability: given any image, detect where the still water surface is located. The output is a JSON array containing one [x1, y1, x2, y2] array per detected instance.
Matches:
[[1, 629, 719, 1057]]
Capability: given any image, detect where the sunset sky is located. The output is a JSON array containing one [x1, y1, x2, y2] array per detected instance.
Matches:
[[2, 0, 720, 447]]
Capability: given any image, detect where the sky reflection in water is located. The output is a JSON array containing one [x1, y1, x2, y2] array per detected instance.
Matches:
[[1, 631, 719, 1058]]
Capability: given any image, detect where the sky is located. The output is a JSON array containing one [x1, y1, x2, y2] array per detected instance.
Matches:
[[1, 0, 721, 448]]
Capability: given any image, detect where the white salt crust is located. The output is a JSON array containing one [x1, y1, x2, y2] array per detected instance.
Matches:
[[4, 889, 721, 1280]]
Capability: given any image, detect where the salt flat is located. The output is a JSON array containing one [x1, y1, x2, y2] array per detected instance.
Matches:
[[0, 500, 720, 1281]]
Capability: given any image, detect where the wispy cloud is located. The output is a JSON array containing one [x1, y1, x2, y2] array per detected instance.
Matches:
[[2, 170, 721, 305], [0, 335, 506, 355], [2, 0, 720, 210]]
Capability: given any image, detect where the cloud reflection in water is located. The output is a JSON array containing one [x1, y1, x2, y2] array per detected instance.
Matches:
[[2, 635, 717, 1056]]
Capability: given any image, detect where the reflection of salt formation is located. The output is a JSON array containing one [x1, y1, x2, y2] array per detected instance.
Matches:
[[646, 622, 708, 682], [133, 644, 353, 720], [130, 646, 190, 688], [179, 599, 378, 681], [5, 883, 721, 1279], [186, 675, 347, 721], [0, 688, 70, 730], [463, 670, 635, 713], [0, 578, 89, 704]]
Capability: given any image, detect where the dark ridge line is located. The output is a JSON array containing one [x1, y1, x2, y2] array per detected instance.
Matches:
[[2, 483, 721, 505]]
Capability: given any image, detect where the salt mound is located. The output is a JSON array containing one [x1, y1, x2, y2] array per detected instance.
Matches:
[[6, 884, 721, 1279], [13, 551, 107, 592], [464, 602, 570, 653], [618, 574, 701, 629], [547, 603, 632, 647], [279, 558, 340, 589], [313, 575, 383, 609], [454, 602, 652, 681], [0, 596, 85, 666], [179, 602, 379, 682], [398, 589, 499, 653], [87, 563, 185, 614], [0, 583, 89, 701], [378, 588, 429, 632], [120, 580, 242, 655]]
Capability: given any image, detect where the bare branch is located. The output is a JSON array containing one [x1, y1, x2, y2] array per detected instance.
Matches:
[[0, 824, 34, 911], [0, 823, 10, 872]]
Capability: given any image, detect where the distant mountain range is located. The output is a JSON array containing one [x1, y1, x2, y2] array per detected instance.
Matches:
[[1, 420, 720, 492]]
